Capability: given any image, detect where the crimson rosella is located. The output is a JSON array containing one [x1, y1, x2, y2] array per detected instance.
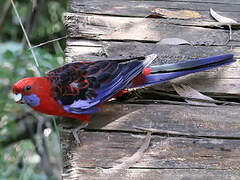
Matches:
[[13, 54, 235, 122]]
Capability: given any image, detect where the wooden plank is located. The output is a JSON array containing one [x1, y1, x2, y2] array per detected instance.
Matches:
[[65, 40, 240, 63], [65, 13, 240, 44], [63, 168, 240, 180], [166, 0, 240, 4], [61, 131, 240, 178], [61, 103, 240, 178], [87, 103, 240, 138], [62, 131, 240, 169], [69, 0, 240, 21], [65, 40, 240, 94], [69, 0, 240, 14]]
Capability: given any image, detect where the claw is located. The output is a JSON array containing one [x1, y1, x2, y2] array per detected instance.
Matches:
[[62, 122, 88, 145]]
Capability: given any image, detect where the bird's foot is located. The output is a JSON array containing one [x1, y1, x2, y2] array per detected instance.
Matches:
[[61, 122, 88, 145]]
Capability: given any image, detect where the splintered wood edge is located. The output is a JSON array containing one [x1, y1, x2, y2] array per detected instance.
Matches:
[[64, 13, 238, 44], [69, 0, 240, 21]]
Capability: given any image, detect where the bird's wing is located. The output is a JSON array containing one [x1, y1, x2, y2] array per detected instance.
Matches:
[[46, 54, 157, 114]]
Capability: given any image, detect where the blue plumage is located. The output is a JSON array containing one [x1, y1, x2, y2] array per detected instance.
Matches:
[[138, 54, 235, 88], [47, 53, 235, 115]]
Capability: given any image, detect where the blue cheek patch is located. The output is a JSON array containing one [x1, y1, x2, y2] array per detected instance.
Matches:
[[23, 94, 40, 107]]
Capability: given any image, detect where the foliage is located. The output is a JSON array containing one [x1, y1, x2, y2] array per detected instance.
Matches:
[[0, 0, 68, 47], [0, 0, 67, 179], [0, 41, 63, 179]]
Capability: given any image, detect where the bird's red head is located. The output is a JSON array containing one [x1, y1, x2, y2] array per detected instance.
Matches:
[[12, 77, 70, 117], [13, 77, 38, 96], [12, 77, 52, 106]]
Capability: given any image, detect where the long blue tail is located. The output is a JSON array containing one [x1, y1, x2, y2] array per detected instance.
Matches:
[[138, 54, 236, 88]]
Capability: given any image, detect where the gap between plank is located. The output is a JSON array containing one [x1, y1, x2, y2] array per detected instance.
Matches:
[[79, 128, 240, 141]]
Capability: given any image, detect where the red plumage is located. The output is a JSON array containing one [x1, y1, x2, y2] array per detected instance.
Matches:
[[12, 55, 157, 122], [12, 54, 235, 122]]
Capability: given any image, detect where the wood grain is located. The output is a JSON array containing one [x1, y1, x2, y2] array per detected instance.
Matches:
[[62, 0, 240, 179], [63, 168, 240, 180], [64, 13, 240, 43], [61, 103, 240, 178], [63, 132, 240, 169], [69, 0, 240, 21]]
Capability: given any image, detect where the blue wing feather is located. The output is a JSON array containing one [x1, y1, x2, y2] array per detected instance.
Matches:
[[47, 54, 157, 114], [48, 53, 235, 115], [136, 54, 235, 88]]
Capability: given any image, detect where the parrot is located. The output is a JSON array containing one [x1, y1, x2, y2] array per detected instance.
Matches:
[[13, 53, 235, 143]]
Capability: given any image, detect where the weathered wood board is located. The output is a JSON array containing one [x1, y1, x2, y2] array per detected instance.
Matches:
[[64, 0, 240, 94], [63, 169, 240, 180], [69, 0, 240, 20], [61, 103, 240, 179], [65, 13, 240, 43], [61, 0, 240, 179]]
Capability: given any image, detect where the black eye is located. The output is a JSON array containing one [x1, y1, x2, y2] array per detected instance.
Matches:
[[25, 85, 31, 91]]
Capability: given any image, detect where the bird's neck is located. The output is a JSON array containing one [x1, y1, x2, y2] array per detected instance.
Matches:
[[31, 77, 66, 115], [32, 77, 92, 121]]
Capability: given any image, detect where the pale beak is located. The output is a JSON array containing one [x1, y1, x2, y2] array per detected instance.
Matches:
[[13, 93, 24, 104]]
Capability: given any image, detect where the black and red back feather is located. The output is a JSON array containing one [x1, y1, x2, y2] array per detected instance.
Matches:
[[46, 55, 157, 114]]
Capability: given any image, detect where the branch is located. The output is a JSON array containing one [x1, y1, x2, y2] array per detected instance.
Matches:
[[21, 0, 44, 49], [29, 36, 68, 49], [10, 0, 40, 73]]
